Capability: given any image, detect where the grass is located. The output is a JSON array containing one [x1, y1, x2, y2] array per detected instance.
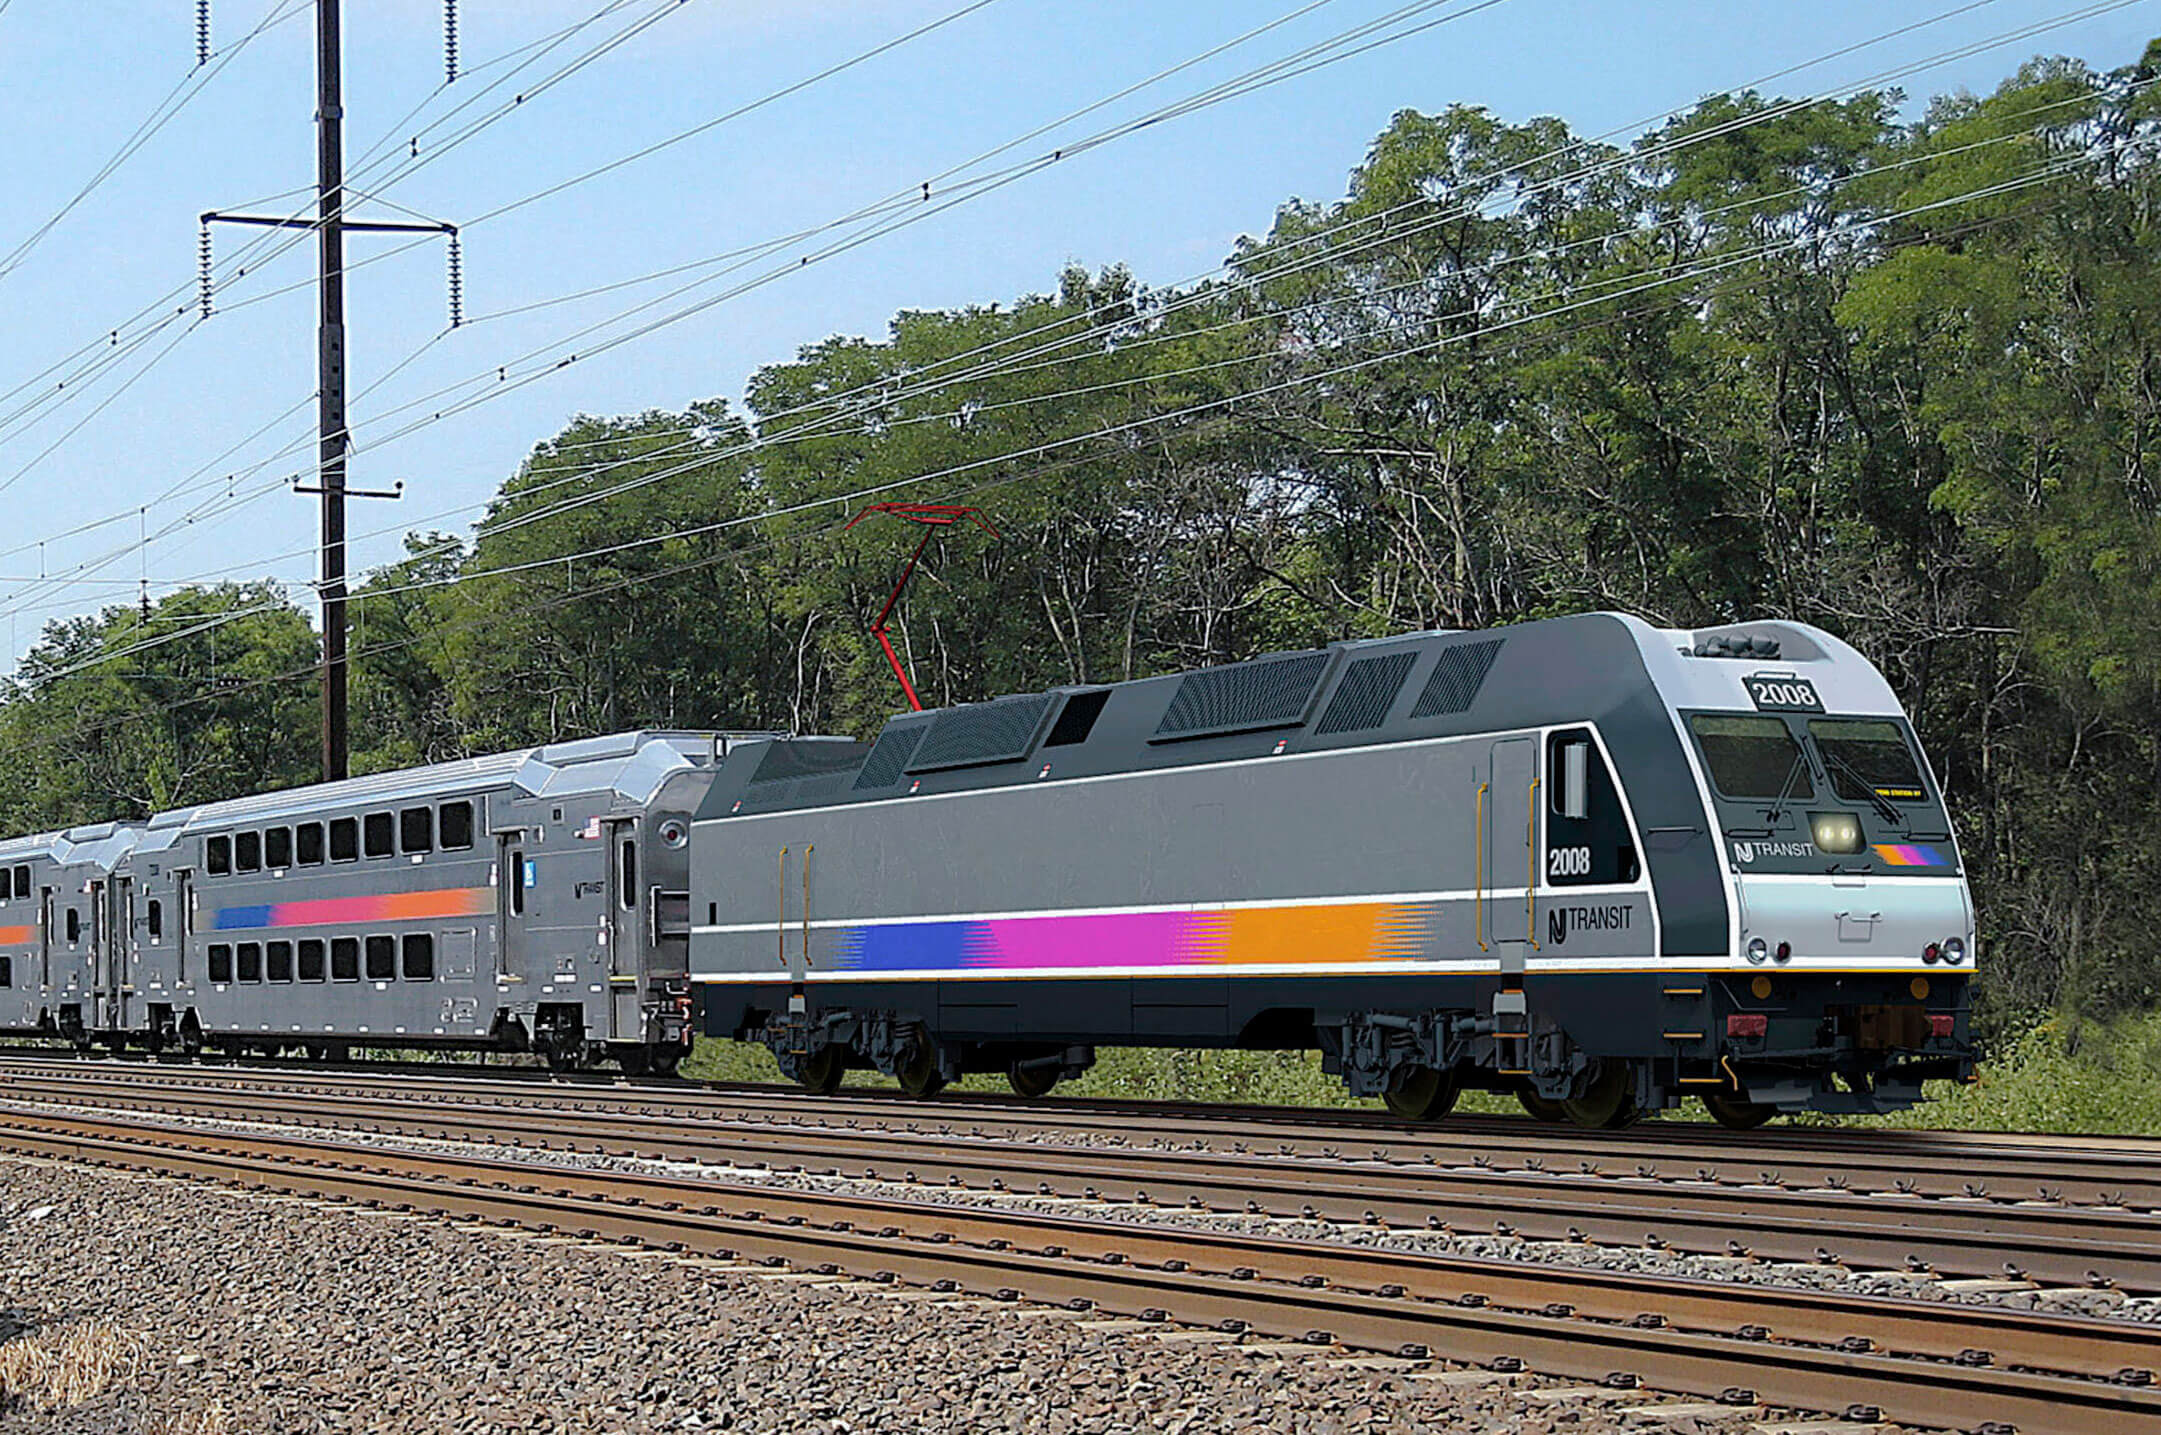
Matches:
[[682, 1009, 2161, 1135], [0, 1322, 144, 1413]]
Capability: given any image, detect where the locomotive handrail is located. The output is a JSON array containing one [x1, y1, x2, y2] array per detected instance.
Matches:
[[1526, 775, 1540, 950], [777, 847, 789, 971], [1474, 783, 1487, 953]]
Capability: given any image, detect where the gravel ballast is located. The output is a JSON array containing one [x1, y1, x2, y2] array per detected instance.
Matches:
[[0, 1156, 1840, 1435]]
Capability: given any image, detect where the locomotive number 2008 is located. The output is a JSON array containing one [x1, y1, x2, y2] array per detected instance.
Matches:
[[1743, 676, 1823, 712], [1547, 846, 1592, 878]]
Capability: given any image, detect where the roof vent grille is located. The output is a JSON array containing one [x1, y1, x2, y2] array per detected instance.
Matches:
[[1410, 639, 1503, 719], [750, 741, 869, 786], [853, 724, 928, 789], [1314, 651, 1416, 736], [907, 694, 1054, 773], [1153, 652, 1329, 741]]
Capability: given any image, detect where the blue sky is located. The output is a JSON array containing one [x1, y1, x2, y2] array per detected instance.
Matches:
[[0, 0, 2147, 665]]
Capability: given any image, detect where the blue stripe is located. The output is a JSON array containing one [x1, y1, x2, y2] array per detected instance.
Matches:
[[212, 905, 274, 931]]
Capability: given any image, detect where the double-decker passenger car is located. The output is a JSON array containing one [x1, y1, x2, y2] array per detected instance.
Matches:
[[0, 732, 757, 1075], [690, 614, 1977, 1127]]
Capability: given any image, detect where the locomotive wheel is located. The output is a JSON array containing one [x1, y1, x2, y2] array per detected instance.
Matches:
[[617, 1047, 651, 1078], [1382, 1065, 1459, 1121], [1007, 1062, 1058, 1099], [1516, 1090, 1567, 1123], [794, 1045, 845, 1096], [649, 1045, 684, 1079], [895, 1042, 947, 1099], [1561, 1061, 1640, 1129], [1703, 1091, 1778, 1131]]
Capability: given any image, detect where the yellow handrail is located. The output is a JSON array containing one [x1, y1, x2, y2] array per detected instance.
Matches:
[[801, 844, 815, 970]]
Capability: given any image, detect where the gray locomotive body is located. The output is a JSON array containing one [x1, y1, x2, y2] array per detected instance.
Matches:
[[0, 732, 748, 1075], [692, 614, 1976, 1124]]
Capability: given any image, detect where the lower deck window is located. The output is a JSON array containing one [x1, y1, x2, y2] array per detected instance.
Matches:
[[267, 940, 293, 983], [237, 942, 262, 983], [208, 944, 233, 984], [401, 933, 433, 981], [0, 955, 10, 988], [298, 939, 326, 982], [331, 937, 359, 981], [364, 935, 395, 981]]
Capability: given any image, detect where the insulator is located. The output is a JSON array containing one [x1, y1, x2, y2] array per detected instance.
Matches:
[[196, 0, 210, 67], [446, 233, 464, 329], [444, 0, 459, 84], [198, 224, 214, 319]]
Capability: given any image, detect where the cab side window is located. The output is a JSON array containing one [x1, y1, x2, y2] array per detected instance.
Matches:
[[1543, 729, 1638, 886]]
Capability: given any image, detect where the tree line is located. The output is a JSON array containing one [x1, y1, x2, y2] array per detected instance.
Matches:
[[4, 45, 2156, 1032]]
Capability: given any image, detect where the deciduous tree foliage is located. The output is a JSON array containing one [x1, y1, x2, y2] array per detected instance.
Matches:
[[3, 45, 2157, 1029]]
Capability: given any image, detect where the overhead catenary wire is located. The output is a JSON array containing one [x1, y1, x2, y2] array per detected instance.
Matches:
[[24, 139, 2121, 687], [0, 0, 2120, 641]]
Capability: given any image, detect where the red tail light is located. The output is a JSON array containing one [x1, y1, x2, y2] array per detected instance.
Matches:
[[1928, 1014, 1955, 1038], [1726, 1014, 1768, 1038]]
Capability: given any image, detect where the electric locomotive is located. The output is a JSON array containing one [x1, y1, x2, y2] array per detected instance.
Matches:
[[691, 614, 1976, 1127]]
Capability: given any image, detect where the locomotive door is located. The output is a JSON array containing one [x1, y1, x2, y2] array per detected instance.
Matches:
[[1484, 739, 1536, 957], [89, 879, 120, 1031], [602, 817, 640, 1041]]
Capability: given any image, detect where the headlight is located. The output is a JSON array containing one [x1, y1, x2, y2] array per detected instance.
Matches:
[[1809, 812, 1864, 854], [1746, 937, 1769, 965], [1942, 936, 1966, 965]]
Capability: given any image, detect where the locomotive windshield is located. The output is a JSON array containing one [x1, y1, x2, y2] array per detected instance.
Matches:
[[1689, 715, 1812, 799], [1807, 718, 1927, 802]]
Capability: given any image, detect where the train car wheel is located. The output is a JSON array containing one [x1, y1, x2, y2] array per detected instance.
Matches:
[[1561, 1062, 1640, 1129], [1007, 1063, 1058, 1098], [649, 1045, 683, 1079], [895, 1041, 946, 1099], [795, 1046, 845, 1096], [1703, 1092, 1777, 1131], [1516, 1090, 1567, 1123], [1381, 1065, 1458, 1121]]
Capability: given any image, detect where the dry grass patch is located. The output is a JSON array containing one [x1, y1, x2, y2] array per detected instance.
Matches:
[[147, 1401, 231, 1435], [0, 1320, 145, 1411]]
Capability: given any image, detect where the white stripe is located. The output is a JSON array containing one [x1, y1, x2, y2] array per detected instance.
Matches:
[[688, 951, 1931, 984], [689, 882, 1649, 937]]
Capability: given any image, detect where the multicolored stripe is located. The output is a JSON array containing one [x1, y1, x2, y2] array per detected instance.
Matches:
[[211, 885, 492, 932], [831, 901, 1428, 974], [1873, 843, 1949, 867]]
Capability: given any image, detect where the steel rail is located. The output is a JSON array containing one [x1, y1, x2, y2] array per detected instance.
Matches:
[[5, 1053, 2156, 1210], [1, 1106, 2155, 1434], [7, 1068, 2161, 1293]]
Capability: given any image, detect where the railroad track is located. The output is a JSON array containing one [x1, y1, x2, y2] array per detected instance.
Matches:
[[6, 1050, 2152, 1208], [6, 1058, 2161, 1293], [2, 1102, 2156, 1434]]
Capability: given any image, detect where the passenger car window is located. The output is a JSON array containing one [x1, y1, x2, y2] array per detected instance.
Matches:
[[331, 937, 359, 981], [439, 801, 474, 850], [64, 908, 79, 944], [401, 933, 434, 981], [620, 839, 637, 909], [147, 900, 163, 943], [235, 831, 262, 873], [364, 813, 394, 858], [400, 807, 433, 854], [364, 934, 395, 980], [237, 942, 262, 982], [330, 818, 359, 862], [0, 955, 10, 987], [10, 866, 25, 899], [297, 823, 325, 865], [265, 827, 293, 869], [1689, 714, 1812, 800], [267, 940, 293, 982], [298, 938, 326, 981], [206, 836, 232, 876], [208, 944, 233, 983]]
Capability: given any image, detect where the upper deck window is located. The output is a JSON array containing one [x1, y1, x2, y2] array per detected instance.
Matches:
[[1808, 719, 1928, 802], [1689, 714, 1812, 800]]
